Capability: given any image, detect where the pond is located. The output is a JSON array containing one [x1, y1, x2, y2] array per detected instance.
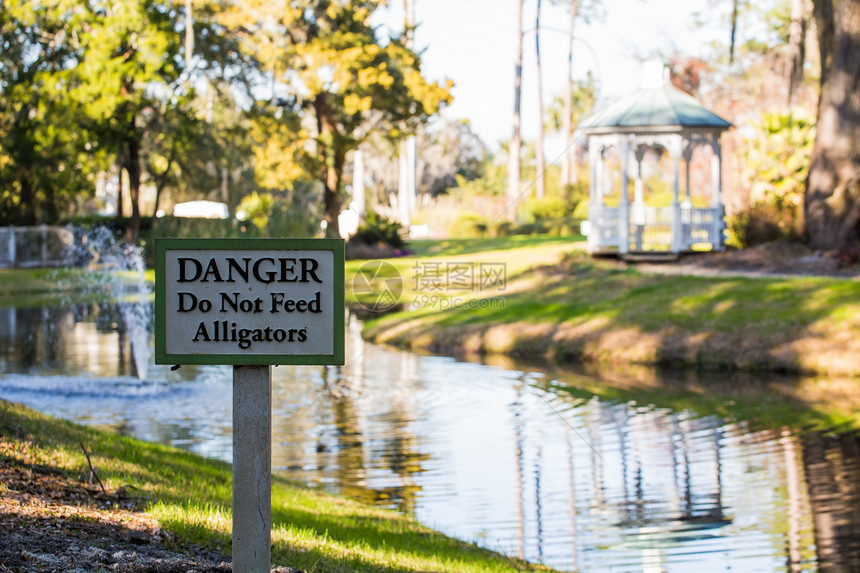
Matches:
[[1, 299, 860, 572]]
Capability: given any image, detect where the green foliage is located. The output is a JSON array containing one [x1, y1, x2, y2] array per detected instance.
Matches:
[[572, 198, 590, 220], [452, 164, 507, 197], [547, 75, 598, 132], [519, 196, 569, 223], [65, 215, 156, 237], [350, 210, 405, 248], [448, 211, 490, 238], [236, 192, 274, 231], [742, 111, 813, 214], [725, 204, 787, 249], [0, 0, 451, 241], [732, 111, 815, 247], [564, 179, 590, 208], [0, 0, 103, 225], [224, 0, 452, 236]]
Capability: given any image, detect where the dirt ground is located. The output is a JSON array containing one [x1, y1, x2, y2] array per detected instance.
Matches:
[[0, 457, 299, 573], [638, 241, 860, 279]]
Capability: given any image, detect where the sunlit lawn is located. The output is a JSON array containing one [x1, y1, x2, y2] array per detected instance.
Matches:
[[1, 400, 557, 573], [351, 237, 860, 377]]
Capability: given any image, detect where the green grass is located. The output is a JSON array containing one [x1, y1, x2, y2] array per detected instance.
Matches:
[[351, 239, 860, 378], [0, 267, 154, 308], [406, 235, 583, 257], [0, 399, 556, 572]]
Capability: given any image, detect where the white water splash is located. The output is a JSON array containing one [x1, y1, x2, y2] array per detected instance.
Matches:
[[75, 226, 152, 380]]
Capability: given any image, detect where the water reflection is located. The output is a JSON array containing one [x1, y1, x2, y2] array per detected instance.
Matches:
[[0, 303, 151, 379], [3, 300, 860, 571]]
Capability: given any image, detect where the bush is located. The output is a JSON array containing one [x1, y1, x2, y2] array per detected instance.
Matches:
[[519, 196, 568, 223], [572, 199, 589, 220], [447, 211, 489, 238], [64, 215, 156, 237], [350, 210, 405, 248], [236, 192, 273, 231], [725, 203, 789, 249]]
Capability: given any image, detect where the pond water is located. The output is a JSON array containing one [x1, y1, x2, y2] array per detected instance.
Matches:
[[2, 299, 860, 572]]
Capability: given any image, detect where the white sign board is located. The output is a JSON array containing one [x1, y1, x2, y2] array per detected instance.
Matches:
[[155, 238, 344, 365]]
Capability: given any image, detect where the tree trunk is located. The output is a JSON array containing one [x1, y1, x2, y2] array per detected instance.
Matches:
[[534, 0, 546, 200], [561, 0, 578, 188], [788, 0, 807, 106], [805, 0, 860, 251], [123, 115, 142, 243], [729, 0, 739, 64], [506, 0, 525, 219], [152, 154, 174, 218], [315, 94, 342, 238], [116, 160, 124, 220], [19, 173, 36, 225]]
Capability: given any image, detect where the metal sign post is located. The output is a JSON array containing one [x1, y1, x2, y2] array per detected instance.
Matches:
[[155, 238, 344, 573]]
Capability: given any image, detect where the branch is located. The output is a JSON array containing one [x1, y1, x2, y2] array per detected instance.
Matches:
[[79, 442, 108, 496]]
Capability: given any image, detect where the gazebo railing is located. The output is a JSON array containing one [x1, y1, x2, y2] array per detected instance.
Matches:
[[679, 206, 723, 250], [587, 205, 724, 254], [631, 206, 673, 251], [587, 206, 621, 250]]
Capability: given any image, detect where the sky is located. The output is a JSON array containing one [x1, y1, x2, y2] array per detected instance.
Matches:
[[373, 0, 727, 154]]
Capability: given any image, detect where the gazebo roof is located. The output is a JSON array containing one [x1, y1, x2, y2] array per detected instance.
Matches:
[[583, 62, 732, 134]]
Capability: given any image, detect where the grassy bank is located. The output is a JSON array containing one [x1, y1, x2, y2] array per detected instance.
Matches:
[[352, 237, 860, 378], [0, 399, 555, 572], [0, 266, 153, 308]]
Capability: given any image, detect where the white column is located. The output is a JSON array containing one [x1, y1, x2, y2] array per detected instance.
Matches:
[[711, 141, 723, 208], [407, 135, 418, 218], [587, 141, 602, 253], [619, 137, 630, 255], [40, 224, 48, 267], [711, 140, 725, 250], [7, 227, 16, 267], [352, 150, 366, 215], [633, 145, 646, 251], [398, 140, 411, 228], [670, 137, 682, 253], [682, 144, 693, 207]]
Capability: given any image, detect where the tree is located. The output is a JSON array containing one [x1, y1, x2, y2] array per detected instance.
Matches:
[[788, 0, 808, 105], [804, 0, 860, 251], [547, 75, 596, 183], [534, 0, 546, 200], [0, 0, 101, 225], [507, 0, 526, 218], [550, 0, 601, 189], [730, 0, 742, 64], [225, 0, 450, 238], [356, 118, 487, 202], [560, 0, 578, 188], [72, 0, 178, 240], [73, 0, 241, 242]]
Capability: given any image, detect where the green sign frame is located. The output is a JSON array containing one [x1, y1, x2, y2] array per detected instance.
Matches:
[[155, 237, 344, 366]]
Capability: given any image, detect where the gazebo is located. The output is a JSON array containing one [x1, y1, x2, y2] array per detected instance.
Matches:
[[582, 61, 732, 256]]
